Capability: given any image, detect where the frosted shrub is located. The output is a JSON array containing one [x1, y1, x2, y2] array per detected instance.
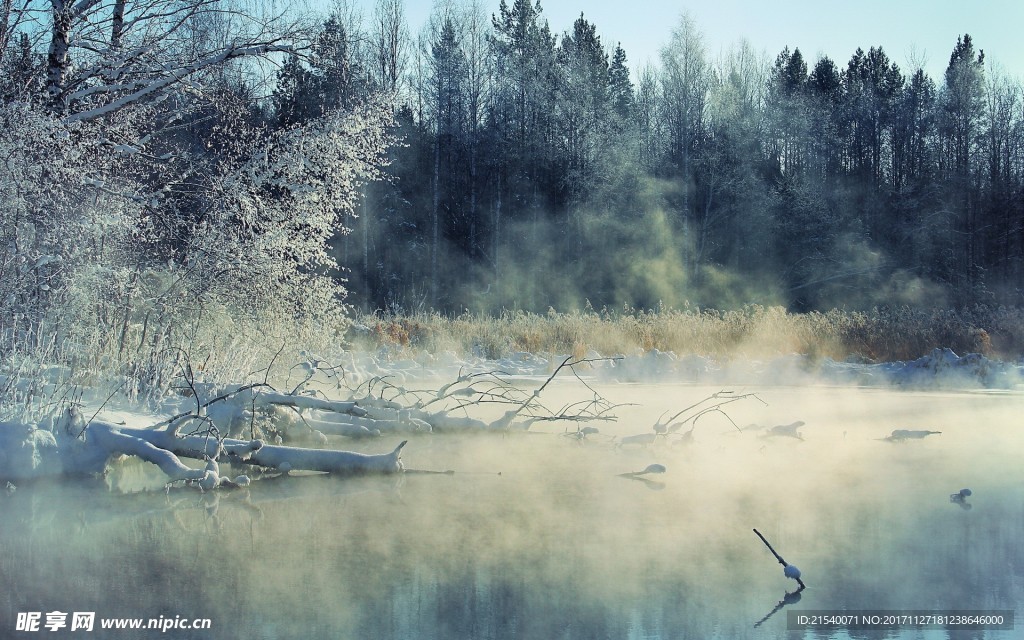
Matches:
[[0, 104, 146, 372], [0, 93, 395, 401], [0, 104, 83, 328], [197, 97, 394, 328]]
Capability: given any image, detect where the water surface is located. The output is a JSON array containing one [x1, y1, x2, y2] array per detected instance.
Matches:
[[1, 383, 1021, 639]]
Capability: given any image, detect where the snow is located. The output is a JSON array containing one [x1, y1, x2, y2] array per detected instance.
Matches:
[[0, 426, 59, 479], [331, 345, 1024, 390], [0, 341, 1020, 486]]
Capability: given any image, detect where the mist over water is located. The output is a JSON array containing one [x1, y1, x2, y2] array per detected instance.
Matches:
[[1, 383, 1022, 639]]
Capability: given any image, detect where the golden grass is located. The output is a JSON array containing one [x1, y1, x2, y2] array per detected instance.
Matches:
[[350, 305, 1024, 362]]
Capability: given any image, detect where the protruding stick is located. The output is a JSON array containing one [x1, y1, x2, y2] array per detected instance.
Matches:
[[753, 528, 806, 589], [753, 528, 786, 564]]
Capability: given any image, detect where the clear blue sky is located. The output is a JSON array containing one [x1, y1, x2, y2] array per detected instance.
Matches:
[[539, 0, 1023, 80], [348, 0, 1024, 82]]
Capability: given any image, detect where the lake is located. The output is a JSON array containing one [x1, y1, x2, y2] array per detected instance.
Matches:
[[1, 382, 1021, 639]]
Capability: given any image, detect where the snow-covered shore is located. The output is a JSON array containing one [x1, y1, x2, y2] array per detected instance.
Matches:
[[340, 345, 1024, 390], [1, 344, 1018, 485]]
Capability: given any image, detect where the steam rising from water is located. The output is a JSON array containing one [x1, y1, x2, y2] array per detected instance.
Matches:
[[1, 384, 1022, 639]]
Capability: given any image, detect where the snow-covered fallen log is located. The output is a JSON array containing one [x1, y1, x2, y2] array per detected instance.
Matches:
[[88, 423, 207, 482], [246, 440, 406, 475], [0, 405, 408, 485], [116, 425, 407, 476], [0, 354, 616, 485]]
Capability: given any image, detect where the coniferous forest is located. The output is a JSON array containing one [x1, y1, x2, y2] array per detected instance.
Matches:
[[336, 2, 1022, 314], [2, 0, 1023, 370]]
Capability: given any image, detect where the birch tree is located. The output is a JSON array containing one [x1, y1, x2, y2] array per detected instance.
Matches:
[[373, 0, 408, 96], [15, 0, 304, 122]]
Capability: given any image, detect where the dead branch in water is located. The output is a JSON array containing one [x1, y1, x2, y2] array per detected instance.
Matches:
[[656, 391, 767, 435], [753, 528, 806, 589]]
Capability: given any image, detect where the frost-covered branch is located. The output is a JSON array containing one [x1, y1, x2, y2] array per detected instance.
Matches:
[[325, 357, 624, 434], [65, 42, 296, 122], [615, 391, 765, 447], [654, 391, 766, 435], [493, 356, 622, 430], [253, 391, 366, 417]]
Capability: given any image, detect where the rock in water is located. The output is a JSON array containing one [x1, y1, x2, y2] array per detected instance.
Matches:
[[768, 421, 805, 439], [639, 463, 667, 475], [887, 429, 941, 441]]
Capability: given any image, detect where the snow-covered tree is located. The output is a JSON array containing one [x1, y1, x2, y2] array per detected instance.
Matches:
[[199, 96, 395, 325], [0, 0, 399, 391]]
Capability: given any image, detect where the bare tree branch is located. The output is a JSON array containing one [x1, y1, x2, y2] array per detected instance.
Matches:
[[65, 42, 295, 122]]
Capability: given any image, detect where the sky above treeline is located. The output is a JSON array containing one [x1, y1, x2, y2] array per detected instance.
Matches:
[[343, 0, 1023, 81]]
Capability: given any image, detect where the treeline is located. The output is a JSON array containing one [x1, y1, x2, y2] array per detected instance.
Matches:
[[274, 1, 1023, 313], [3, 0, 1023, 329]]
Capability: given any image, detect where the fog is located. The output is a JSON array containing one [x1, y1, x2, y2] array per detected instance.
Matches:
[[2, 383, 1021, 639], [356, 195, 965, 318]]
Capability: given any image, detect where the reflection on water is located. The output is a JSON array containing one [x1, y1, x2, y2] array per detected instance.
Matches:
[[754, 584, 804, 628], [1, 385, 1022, 639]]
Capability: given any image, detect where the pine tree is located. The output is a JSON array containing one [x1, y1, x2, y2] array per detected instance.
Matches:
[[891, 68, 936, 192], [608, 44, 634, 121], [942, 34, 985, 177], [842, 46, 903, 187], [806, 56, 843, 175], [557, 13, 608, 204], [428, 15, 470, 304], [312, 17, 361, 113], [766, 47, 809, 176], [489, 0, 557, 181], [273, 53, 312, 127]]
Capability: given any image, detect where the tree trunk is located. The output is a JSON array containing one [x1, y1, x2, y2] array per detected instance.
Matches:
[[431, 133, 440, 306], [111, 0, 126, 49], [46, 1, 72, 103], [0, 0, 13, 60]]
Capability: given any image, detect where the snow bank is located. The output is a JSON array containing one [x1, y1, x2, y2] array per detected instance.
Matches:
[[0, 427, 61, 481], [352, 346, 1024, 390], [873, 347, 1023, 388]]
